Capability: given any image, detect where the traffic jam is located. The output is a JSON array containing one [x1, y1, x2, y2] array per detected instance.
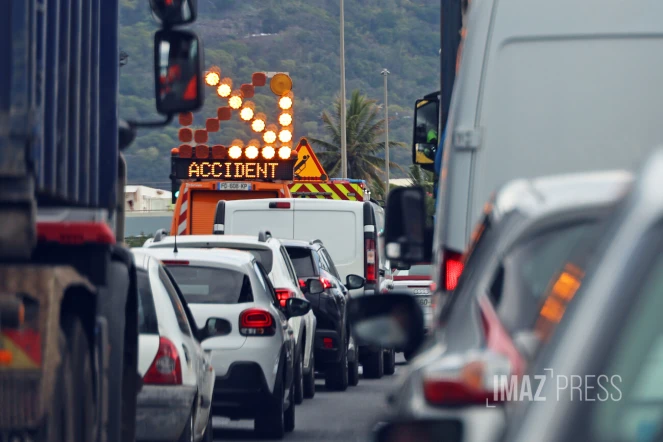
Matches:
[[2, 0, 663, 441]]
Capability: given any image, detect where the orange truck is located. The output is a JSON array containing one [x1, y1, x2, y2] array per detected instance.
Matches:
[[169, 138, 368, 235]]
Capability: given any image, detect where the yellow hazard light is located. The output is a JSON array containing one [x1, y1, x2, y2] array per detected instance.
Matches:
[[279, 127, 293, 143], [263, 124, 278, 144], [252, 112, 267, 132], [205, 71, 221, 87], [240, 102, 255, 121], [270, 73, 293, 96], [278, 111, 293, 127], [278, 146, 292, 160], [228, 90, 243, 110], [262, 145, 276, 159], [229, 140, 244, 159], [278, 91, 293, 110], [216, 78, 232, 98]]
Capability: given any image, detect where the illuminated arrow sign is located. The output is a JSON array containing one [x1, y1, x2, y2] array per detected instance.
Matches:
[[293, 137, 327, 181]]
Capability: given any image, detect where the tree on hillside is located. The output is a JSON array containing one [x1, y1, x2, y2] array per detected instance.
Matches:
[[408, 164, 434, 194], [310, 90, 405, 188]]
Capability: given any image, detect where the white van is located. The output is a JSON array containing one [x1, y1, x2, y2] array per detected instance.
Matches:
[[421, 0, 663, 296], [213, 198, 397, 378]]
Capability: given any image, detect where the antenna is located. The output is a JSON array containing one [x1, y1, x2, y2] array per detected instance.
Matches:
[[173, 229, 179, 253]]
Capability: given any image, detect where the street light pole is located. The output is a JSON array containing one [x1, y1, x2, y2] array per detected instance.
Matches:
[[381, 68, 390, 195], [340, 0, 348, 178]]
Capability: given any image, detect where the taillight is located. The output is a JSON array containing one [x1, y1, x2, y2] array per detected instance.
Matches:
[[143, 337, 182, 385], [298, 278, 306, 289], [274, 288, 295, 308], [239, 308, 276, 336], [443, 248, 464, 291], [320, 277, 332, 290], [365, 238, 377, 284]]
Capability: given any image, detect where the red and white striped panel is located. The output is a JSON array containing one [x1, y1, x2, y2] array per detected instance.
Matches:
[[177, 187, 189, 234]]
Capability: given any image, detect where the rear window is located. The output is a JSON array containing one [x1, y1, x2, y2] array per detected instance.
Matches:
[[137, 269, 159, 334], [286, 246, 317, 277], [394, 264, 432, 277], [166, 266, 254, 304]]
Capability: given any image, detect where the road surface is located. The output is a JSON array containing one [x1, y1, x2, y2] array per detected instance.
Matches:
[[212, 356, 406, 441]]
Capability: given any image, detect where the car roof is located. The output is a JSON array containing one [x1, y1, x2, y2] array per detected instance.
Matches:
[[138, 247, 256, 270], [145, 234, 280, 249], [131, 248, 151, 271], [491, 170, 633, 222], [280, 238, 321, 249]]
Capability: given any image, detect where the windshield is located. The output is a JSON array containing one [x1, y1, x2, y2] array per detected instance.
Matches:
[[285, 246, 317, 277], [166, 265, 254, 304]]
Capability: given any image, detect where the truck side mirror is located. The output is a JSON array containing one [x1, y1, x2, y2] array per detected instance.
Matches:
[[412, 96, 440, 174], [384, 186, 433, 264], [154, 29, 204, 116], [149, 0, 197, 26]]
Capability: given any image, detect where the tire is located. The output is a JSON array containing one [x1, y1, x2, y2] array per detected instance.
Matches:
[[303, 350, 316, 399], [41, 328, 76, 442], [284, 380, 295, 433], [178, 412, 194, 442], [362, 347, 384, 379], [325, 346, 349, 391], [384, 348, 396, 375], [255, 379, 285, 439], [294, 350, 304, 405], [348, 348, 360, 387], [203, 412, 214, 442], [63, 317, 96, 442]]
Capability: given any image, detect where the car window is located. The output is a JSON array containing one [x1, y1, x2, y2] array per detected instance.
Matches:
[[158, 267, 194, 337], [213, 246, 273, 273], [321, 248, 342, 280], [394, 264, 432, 278], [280, 246, 299, 286], [491, 221, 594, 334], [286, 246, 317, 277], [315, 250, 330, 273], [137, 269, 159, 335], [166, 265, 254, 304], [588, 248, 663, 441], [256, 261, 278, 305]]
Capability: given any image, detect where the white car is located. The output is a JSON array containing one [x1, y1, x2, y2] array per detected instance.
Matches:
[[140, 247, 311, 439], [133, 249, 216, 442], [144, 231, 317, 404]]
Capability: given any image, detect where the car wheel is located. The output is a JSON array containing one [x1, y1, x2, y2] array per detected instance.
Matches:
[[348, 345, 360, 387], [303, 350, 316, 399], [255, 379, 285, 439], [284, 380, 295, 432], [203, 411, 213, 442], [325, 345, 349, 391], [178, 411, 194, 442], [362, 347, 384, 379], [384, 348, 396, 375], [294, 350, 304, 405]]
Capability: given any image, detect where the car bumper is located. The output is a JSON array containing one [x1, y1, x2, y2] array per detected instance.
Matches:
[[314, 329, 343, 365], [211, 361, 279, 420], [136, 385, 196, 442]]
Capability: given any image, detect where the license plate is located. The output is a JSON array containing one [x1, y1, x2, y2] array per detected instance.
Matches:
[[417, 297, 431, 306], [217, 182, 252, 191]]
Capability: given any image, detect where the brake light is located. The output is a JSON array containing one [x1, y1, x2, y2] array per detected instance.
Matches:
[[443, 248, 464, 291], [323, 337, 334, 349], [143, 337, 182, 385], [269, 202, 291, 209], [298, 278, 306, 289], [365, 238, 377, 284], [36, 222, 116, 245], [239, 308, 276, 336], [274, 288, 295, 308], [162, 260, 190, 266], [320, 277, 332, 290]]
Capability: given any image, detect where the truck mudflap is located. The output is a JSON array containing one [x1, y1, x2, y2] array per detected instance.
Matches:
[[0, 266, 94, 431]]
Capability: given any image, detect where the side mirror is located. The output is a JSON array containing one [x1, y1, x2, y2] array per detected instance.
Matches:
[[149, 0, 197, 26], [154, 29, 204, 116], [345, 274, 366, 290], [307, 279, 325, 295], [201, 317, 232, 341], [374, 419, 463, 442], [412, 96, 440, 174], [286, 298, 311, 318], [384, 186, 433, 264], [348, 292, 425, 355]]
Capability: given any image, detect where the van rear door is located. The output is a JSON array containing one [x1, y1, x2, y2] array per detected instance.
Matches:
[[224, 199, 295, 238]]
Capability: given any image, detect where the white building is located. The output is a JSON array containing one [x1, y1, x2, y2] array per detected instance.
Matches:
[[125, 185, 172, 212]]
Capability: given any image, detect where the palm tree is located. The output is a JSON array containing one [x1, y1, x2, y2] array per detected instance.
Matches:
[[408, 164, 434, 194], [309, 90, 405, 187]]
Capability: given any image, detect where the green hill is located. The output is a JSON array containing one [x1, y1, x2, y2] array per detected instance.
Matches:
[[119, 0, 440, 188]]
